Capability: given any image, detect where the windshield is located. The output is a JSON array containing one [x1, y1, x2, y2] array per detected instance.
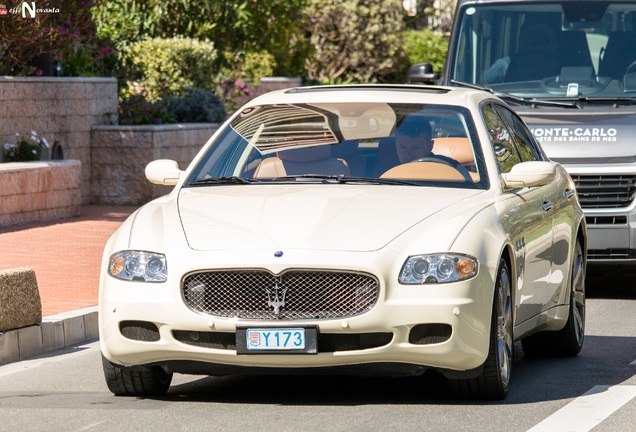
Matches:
[[186, 102, 488, 189], [452, 1, 636, 100]]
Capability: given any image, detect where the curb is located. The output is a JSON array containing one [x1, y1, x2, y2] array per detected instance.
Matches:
[[0, 306, 98, 366]]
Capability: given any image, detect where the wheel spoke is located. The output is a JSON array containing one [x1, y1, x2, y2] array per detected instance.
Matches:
[[497, 266, 512, 387]]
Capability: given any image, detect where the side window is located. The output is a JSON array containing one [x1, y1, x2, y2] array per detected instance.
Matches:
[[482, 104, 521, 173], [493, 105, 543, 162]]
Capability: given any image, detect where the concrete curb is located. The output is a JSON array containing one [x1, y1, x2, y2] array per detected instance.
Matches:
[[0, 306, 98, 366]]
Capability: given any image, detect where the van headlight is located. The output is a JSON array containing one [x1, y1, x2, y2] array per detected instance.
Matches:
[[108, 251, 167, 282], [399, 254, 478, 284]]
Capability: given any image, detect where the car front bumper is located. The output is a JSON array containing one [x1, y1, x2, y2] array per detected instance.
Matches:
[[99, 254, 497, 377]]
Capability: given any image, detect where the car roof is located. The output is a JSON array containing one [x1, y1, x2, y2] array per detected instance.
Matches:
[[243, 84, 501, 109]]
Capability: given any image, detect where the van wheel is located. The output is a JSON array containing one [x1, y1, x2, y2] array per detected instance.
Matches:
[[102, 355, 172, 396]]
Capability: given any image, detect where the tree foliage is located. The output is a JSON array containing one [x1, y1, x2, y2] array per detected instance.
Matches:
[[92, 0, 308, 76], [304, 0, 406, 84], [0, 0, 96, 75], [402, 29, 448, 74]]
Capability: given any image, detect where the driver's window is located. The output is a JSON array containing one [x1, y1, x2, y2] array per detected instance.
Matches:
[[493, 105, 543, 162], [482, 104, 521, 173]]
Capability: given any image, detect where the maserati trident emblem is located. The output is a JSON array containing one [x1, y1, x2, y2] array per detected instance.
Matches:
[[266, 279, 287, 315]]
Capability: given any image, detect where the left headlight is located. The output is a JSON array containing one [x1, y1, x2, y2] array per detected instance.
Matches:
[[399, 253, 478, 284], [108, 251, 167, 282]]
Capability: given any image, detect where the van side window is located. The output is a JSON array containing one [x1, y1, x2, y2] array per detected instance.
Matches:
[[482, 104, 521, 173], [493, 105, 544, 162]]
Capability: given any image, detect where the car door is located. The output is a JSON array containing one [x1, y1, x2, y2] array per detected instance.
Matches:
[[494, 104, 575, 317], [498, 105, 575, 307], [484, 104, 554, 325]]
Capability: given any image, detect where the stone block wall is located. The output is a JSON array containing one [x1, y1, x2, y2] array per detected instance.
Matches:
[[0, 160, 81, 227], [90, 124, 220, 205], [0, 77, 118, 204], [0, 76, 301, 211]]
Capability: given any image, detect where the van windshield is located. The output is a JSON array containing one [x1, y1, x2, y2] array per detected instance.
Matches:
[[451, 1, 636, 100]]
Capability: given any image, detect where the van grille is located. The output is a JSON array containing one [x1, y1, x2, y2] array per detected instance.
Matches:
[[182, 270, 379, 320], [571, 175, 636, 209]]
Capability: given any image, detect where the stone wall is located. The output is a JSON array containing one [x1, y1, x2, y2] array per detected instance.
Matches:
[[0, 77, 118, 204], [90, 124, 220, 205], [0, 160, 81, 227], [0, 76, 302, 209]]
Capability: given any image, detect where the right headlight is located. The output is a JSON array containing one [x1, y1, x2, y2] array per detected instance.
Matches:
[[108, 250, 167, 282], [399, 253, 478, 284]]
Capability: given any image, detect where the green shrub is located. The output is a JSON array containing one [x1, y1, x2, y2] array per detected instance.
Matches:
[[304, 0, 405, 84], [92, 0, 308, 77], [165, 89, 226, 123], [2, 132, 48, 162], [402, 29, 448, 75], [118, 94, 176, 125], [216, 51, 277, 114], [122, 37, 218, 101]]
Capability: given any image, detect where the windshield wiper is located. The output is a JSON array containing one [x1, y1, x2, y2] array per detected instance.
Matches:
[[450, 80, 579, 108], [272, 174, 419, 186], [188, 176, 256, 186], [573, 96, 636, 106]]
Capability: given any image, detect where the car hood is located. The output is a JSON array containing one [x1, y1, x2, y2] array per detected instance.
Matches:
[[177, 185, 486, 252]]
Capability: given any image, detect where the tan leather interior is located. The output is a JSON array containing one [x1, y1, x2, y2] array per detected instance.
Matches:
[[253, 157, 287, 178], [380, 161, 466, 181], [432, 137, 474, 166], [253, 146, 350, 178]]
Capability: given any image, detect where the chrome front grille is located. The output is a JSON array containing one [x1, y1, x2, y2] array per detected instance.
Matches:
[[571, 175, 636, 209], [182, 270, 379, 320]]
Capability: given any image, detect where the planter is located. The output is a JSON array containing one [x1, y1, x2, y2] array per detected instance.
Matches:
[[0, 160, 81, 227]]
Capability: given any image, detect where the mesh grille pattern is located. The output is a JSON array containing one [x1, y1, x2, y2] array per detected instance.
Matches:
[[571, 175, 636, 209], [182, 270, 379, 320]]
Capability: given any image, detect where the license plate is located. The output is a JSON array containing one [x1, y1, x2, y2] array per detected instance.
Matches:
[[236, 327, 318, 354]]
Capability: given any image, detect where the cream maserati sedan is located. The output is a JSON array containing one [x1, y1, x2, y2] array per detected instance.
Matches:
[[99, 85, 587, 400]]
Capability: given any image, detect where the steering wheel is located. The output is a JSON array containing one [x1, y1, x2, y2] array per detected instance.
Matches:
[[411, 156, 473, 182], [624, 61, 636, 91]]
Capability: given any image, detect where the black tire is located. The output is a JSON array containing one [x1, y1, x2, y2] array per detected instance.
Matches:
[[102, 355, 173, 396], [450, 258, 513, 400], [521, 238, 586, 357]]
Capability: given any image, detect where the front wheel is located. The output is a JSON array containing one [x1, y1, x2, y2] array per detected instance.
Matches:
[[102, 355, 173, 396], [450, 258, 513, 399]]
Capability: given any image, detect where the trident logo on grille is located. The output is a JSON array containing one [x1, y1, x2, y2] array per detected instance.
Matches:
[[266, 279, 287, 315]]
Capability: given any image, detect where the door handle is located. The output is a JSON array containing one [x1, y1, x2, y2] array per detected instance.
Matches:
[[564, 188, 576, 199], [542, 201, 554, 212]]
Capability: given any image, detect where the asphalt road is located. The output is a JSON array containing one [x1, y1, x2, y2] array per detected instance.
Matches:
[[0, 275, 634, 432]]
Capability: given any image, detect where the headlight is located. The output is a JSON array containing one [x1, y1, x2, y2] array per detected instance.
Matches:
[[399, 253, 478, 284], [108, 251, 167, 282]]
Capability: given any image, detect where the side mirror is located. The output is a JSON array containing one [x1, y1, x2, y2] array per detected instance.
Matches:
[[502, 161, 557, 189], [145, 159, 182, 185], [407, 63, 440, 84]]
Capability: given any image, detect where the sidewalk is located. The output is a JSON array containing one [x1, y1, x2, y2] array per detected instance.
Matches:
[[0, 205, 136, 364]]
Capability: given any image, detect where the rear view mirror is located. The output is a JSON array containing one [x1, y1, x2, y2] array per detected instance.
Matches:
[[407, 63, 440, 84]]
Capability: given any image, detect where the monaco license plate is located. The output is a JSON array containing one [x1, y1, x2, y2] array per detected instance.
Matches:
[[236, 327, 318, 354]]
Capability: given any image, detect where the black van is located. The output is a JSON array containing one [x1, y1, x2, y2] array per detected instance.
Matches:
[[410, 0, 636, 272]]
